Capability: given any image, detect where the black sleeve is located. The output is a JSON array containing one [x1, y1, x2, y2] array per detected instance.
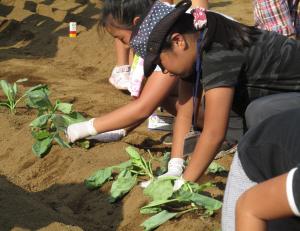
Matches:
[[201, 43, 246, 91], [288, 166, 300, 216]]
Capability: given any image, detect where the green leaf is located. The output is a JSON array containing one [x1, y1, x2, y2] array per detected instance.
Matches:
[[192, 193, 222, 211], [85, 167, 113, 190], [141, 210, 178, 231], [56, 102, 73, 114], [140, 206, 162, 215], [61, 112, 86, 126], [141, 199, 177, 211], [54, 135, 71, 148], [25, 84, 48, 95], [109, 170, 137, 202], [0, 80, 12, 99], [187, 182, 214, 193], [26, 87, 51, 109], [126, 146, 148, 171], [75, 140, 90, 149], [51, 114, 68, 130], [126, 146, 141, 160], [32, 136, 54, 157], [159, 152, 171, 174], [12, 82, 17, 97], [140, 199, 179, 219], [144, 178, 173, 201], [16, 78, 28, 83], [30, 114, 51, 127], [207, 161, 226, 174], [112, 160, 132, 171], [31, 129, 51, 140], [0, 101, 10, 108]]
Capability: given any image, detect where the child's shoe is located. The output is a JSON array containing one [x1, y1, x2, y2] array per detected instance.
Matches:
[[109, 65, 131, 90]]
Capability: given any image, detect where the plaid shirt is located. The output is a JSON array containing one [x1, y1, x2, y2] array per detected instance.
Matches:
[[254, 0, 300, 36]]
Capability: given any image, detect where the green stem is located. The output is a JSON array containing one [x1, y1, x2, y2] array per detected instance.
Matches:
[[130, 170, 146, 175], [177, 207, 198, 217], [0, 102, 10, 107], [187, 183, 193, 193], [14, 94, 26, 106]]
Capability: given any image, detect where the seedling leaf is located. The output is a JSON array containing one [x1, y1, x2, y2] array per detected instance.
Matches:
[[141, 210, 178, 231], [16, 78, 28, 83], [126, 146, 141, 160], [61, 112, 86, 125], [31, 129, 51, 140], [75, 140, 90, 149], [144, 178, 173, 201], [26, 87, 51, 109], [0, 80, 13, 101], [56, 102, 73, 114], [113, 160, 132, 171], [192, 193, 222, 211], [25, 84, 48, 95], [32, 136, 54, 157], [30, 114, 51, 127], [140, 206, 163, 215], [54, 135, 71, 148], [141, 199, 177, 211], [126, 146, 153, 178], [85, 167, 113, 190], [52, 114, 68, 131], [207, 161, 226, 174], [109, 170, 137, 202]]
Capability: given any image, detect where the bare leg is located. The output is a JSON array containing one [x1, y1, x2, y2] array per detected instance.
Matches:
[[236, 173, 293, 231]]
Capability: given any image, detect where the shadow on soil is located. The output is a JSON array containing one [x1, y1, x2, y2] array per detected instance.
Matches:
[[0, 1, 100, 61], [0, 175, 123, 231]]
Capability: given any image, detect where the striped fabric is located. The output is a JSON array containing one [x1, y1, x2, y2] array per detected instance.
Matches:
[[254, 0, 300, 36]]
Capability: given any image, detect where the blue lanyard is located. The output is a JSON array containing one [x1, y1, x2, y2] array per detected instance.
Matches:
[[192, 31, 204, 131]]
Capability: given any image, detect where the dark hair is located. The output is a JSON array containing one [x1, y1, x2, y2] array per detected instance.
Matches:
[[99, 0, 155, 30], [162, 11, 261, 53]]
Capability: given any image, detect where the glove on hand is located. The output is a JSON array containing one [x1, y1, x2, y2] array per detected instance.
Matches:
[[87, 129, 126, 142], [173, 176, 186, 192], [140, 158, 185, 189], [158, 158, 185, 178], [66, 118, 97, 143]]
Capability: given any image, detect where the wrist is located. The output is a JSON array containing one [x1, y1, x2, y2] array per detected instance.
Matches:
[[87, 118, 97, 136]]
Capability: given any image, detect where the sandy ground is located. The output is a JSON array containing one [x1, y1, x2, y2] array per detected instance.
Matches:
[[0, 0, 253, 230]]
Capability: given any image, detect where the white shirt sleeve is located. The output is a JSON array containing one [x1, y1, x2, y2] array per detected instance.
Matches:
[[286, 167, 300, 216]]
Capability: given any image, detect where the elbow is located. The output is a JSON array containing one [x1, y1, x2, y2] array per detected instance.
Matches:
[[133, 99, 155, 121]]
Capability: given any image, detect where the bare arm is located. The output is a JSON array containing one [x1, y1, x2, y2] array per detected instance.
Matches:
[[93, 72, 177, 133], [183, 87, 234, 181], [236, 173, 293, 231], [171, 80, 194, 158]]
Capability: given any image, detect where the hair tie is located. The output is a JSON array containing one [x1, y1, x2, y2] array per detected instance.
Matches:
[[192, 7, 207, 30]]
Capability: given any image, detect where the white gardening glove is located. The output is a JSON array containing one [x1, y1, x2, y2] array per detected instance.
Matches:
[[140, 158, 185, 189], [173, 176, 186, 192], [66, 118, 97, 143], [87, 129, 126, 142], [158, 158, 185, 178]]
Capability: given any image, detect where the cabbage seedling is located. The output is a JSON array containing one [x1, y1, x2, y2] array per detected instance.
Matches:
[[0, 79, 28, 114], [85, 146, 221, 231], [85, 146, 156, 202], [28, 86, 88, 157]]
